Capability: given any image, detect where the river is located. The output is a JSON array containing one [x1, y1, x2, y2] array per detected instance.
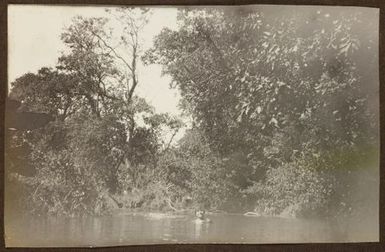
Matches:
[[5, 210, 378, 247]]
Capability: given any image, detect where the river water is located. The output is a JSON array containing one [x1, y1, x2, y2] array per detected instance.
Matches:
[[5, 211, 378, 247]]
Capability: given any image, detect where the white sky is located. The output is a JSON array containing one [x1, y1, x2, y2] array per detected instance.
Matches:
[[8, 5, 182, 117]]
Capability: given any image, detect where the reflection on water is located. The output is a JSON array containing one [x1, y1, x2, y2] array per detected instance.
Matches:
[[5, 212, 378, 247]]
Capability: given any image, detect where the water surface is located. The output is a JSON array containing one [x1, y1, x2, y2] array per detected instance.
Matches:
[[5, 211, 378, 247]]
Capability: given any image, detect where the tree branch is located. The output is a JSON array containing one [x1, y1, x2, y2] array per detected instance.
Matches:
[[162, 128, 179, 154], [90, 30, 133, 72], [127, 44, 138, 100]]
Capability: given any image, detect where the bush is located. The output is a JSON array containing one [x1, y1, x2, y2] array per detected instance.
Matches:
[[245, 157, 332, 217]]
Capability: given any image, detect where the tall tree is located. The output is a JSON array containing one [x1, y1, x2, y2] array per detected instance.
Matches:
[[146, 7, 378, 214], [7, 8, 183, 216]]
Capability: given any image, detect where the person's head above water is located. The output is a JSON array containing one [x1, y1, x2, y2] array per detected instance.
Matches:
[[195, 210, 206, 220]]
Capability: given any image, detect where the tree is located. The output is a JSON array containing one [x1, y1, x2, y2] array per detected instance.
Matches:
[[146, 7, 378, 215], [7, 7, 184, 216], [9, 68, 79, 121], [157, 128, 233, 211]]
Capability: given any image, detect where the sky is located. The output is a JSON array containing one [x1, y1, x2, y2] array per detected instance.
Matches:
[[8, 5, 182, 117]]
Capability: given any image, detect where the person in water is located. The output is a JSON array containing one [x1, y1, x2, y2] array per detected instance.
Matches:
[[195, 210, 212, 223]]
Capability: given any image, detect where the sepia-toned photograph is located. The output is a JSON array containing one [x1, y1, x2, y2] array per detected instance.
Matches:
[[5, 4, 379, 247]]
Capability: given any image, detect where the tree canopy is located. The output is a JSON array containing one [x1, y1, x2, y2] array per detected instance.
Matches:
[[145, 7, 378, 215]]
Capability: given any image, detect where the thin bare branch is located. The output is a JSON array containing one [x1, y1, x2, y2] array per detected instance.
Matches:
[[90, 30, 133, 72]]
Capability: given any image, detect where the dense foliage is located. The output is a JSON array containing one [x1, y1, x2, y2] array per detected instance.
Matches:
[[6, 6, 378, 218], [145, 7, 378, 216], [6, 8, 182, 216]]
